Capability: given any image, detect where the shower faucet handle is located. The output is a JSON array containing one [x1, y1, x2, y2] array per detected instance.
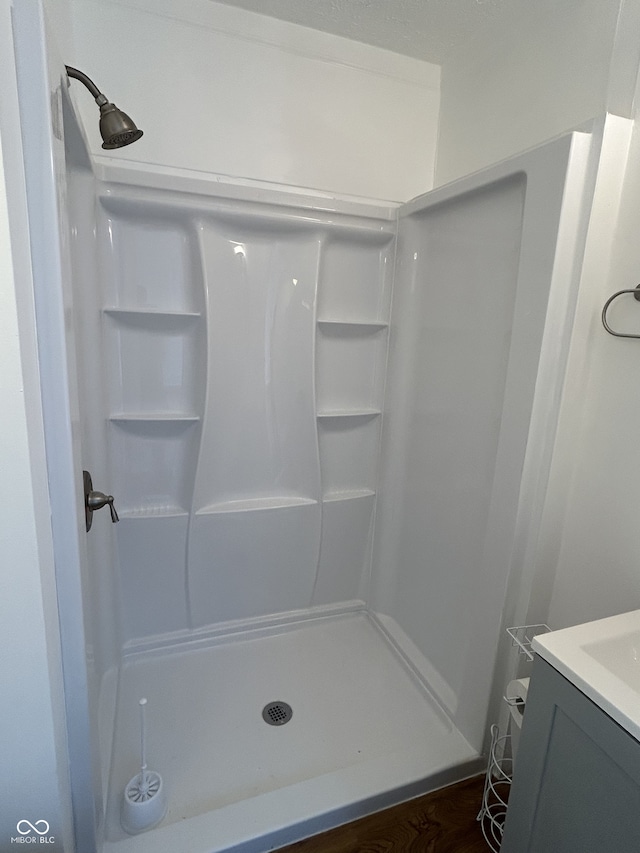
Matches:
[[83, 470, 120, 531], [87, 490, 119, 520], [106, 495, 119, 524]]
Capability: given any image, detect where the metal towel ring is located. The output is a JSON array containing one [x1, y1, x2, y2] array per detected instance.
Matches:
[[602, 285, 640, 339]]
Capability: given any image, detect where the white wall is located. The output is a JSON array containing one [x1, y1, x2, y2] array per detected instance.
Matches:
[[435, 0, 624, 185], [0, 139, 70, 850], [432, 0, 640, 636], [541, 117, 640, 630], [44, 0, 75, 57], [0, 1, 72, 845], [69, 0, 440, 202]]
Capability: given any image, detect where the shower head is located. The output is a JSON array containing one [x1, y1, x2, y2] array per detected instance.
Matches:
[[65, 65, 143, 149], [98, 102, 143, 150]]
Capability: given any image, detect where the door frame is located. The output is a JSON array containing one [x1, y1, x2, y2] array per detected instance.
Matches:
[[11, 2, 102, 850]]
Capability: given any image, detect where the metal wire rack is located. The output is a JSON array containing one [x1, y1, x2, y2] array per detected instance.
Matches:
[[506, 624, 550, 661], [477, 724, 512, 852]]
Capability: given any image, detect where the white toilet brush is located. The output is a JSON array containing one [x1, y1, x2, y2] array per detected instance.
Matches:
[[121, 698, 167, 834]]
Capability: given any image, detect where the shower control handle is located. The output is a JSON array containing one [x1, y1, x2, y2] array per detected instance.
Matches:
[[83, 470, 119, 531], [88, 491, 119, 522]]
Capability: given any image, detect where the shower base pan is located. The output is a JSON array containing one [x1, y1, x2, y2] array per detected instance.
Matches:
[[102, 606, 480, 853]]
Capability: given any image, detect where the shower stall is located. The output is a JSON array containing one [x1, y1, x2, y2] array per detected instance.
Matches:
[[14, 4, 612, 852]]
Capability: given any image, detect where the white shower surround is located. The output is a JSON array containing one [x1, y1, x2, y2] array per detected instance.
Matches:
[[95, 169, 397, 639], [14, 3, 605, 843], [59, 123, 594, 851]]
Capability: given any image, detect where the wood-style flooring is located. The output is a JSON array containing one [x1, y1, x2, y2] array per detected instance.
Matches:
[[277, 775, 489, 853]]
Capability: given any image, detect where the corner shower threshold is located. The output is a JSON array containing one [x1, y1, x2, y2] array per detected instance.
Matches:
[[102, 609, 481, 853]]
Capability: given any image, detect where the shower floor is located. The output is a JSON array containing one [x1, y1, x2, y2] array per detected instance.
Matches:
[[102, 608, 479, 853]]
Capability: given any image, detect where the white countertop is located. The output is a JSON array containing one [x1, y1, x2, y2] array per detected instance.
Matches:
[[532, 609, 640, 742]]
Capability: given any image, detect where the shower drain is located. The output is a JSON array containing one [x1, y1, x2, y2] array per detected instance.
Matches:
[[262, 701, 293, 726]]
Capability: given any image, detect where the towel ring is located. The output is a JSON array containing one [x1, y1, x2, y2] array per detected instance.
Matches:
[[602, 285, 640, 339]]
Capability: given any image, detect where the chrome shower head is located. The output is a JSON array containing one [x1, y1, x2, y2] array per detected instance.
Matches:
[[65, 65, 143, 150]]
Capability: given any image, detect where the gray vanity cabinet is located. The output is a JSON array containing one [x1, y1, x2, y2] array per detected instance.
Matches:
[[501, 656, 640, 853]]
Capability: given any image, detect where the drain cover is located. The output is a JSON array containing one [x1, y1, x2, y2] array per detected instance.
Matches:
[[262, 701, 293, 726]]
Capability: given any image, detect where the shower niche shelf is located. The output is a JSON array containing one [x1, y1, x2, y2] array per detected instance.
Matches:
[[109, 414, 201, 423], [103, 307, 202, 321], [318, 416, 381, 498], [323, 489, 376, 502], [118, 506, 189, 519], [316, 237, 393, 323], [196, 496, 318, 515], [108, 416, 200, 430], [97, 202, 201, 314], [316, 325, 388, 413], [317, 320, 389, 332], [109, 417, 200, 516], [316, 409, 381, 420], [104, 311, 204, 414]]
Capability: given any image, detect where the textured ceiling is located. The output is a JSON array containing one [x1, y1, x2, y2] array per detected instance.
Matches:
[[212, 0, 517, 63]]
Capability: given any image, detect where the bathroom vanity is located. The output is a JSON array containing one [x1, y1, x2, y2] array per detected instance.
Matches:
[[502, 611, 640, 853]]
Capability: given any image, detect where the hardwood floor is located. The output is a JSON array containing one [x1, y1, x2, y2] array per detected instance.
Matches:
[[277, 775, 489, 853]]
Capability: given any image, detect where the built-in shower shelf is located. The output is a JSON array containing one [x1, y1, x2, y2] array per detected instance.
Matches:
[[317, 320, 388, 333], [103, 307, 201, 322], [317, 409, 381, 420], [118, 506, 189, 519], [109, 414, 200, 423], [323, 489, 375, 502], [196, 496, 318, 515]]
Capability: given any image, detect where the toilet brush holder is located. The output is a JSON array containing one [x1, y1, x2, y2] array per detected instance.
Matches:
[[121, 769, 167, 834], [121, 698, 167, 835]]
